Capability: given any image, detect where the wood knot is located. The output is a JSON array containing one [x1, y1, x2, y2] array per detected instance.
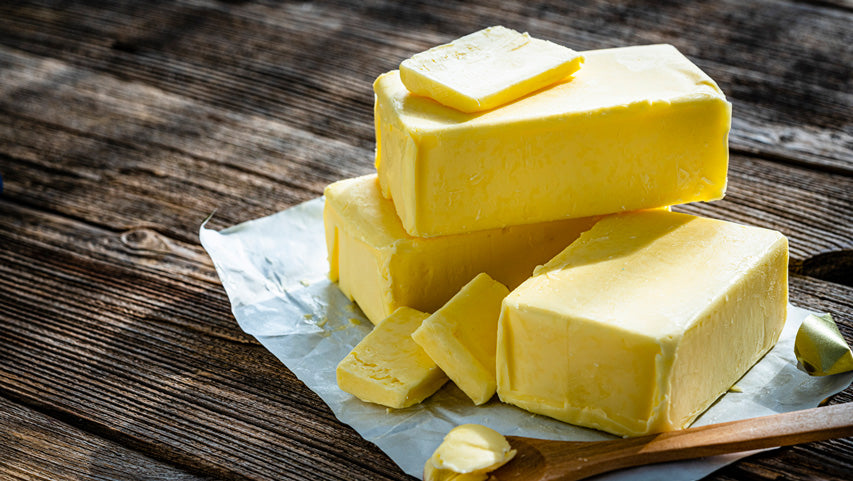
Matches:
[[120, 228, 169, 253]]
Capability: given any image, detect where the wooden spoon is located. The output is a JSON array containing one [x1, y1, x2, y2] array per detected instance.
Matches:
[[490, 402, 853, 481]]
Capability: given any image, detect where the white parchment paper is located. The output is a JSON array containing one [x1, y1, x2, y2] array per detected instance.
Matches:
[[199, 197, 853, 480]]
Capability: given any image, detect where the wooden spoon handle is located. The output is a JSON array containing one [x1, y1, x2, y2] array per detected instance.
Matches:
[[619, 402, 853, 466]]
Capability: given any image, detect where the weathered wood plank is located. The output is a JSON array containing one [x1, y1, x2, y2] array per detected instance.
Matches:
[[0, 45, 850, 280], [0, 203, 410, 480], [0, 199, 248, 344], [0, 396, 208, 481], [0, 0, 849, 172]]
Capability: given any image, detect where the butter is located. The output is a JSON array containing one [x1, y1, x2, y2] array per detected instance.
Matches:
[[324, 174, 598, 324], [375, 44, 731, 237], [336, 307, 447, 409], [400, 26, 583, 113], [412, 273, 509, 405], [424, 424, 516, 481], [497, 210, 788, 436]]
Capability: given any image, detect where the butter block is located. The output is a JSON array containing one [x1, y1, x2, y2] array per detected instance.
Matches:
[[496, 210, 788, 436], [324, 174, 598, 324], [375, 44, 731, 237], [424, 424, 516, 481], [400, 26, 584, 113], [412, 273, 509, 405], [337, 307, 447, 409]]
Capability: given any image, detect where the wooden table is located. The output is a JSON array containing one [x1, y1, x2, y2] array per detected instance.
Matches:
[[1, 1, 850, 479]]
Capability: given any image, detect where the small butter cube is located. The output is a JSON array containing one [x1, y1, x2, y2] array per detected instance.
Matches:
[[412, 273, 508, 405], [337, 307, 447, 409], [376, 44, 731, 237], [497, 210, 788, 436], [324, 174, 598, 324], [424, 424, 516, 481], [400, 26, 583, 113]]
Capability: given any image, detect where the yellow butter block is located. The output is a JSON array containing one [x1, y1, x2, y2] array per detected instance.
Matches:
[[337, 307, 447, 409], [324, 174, 598, 325], [400, 26, 583, 113], [497, 210, 788, 437], [412, 273, 509, 405], [375, 44, 731, 237]]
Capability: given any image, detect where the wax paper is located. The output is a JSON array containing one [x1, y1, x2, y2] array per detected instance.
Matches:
[[199, 197, 853, 480]]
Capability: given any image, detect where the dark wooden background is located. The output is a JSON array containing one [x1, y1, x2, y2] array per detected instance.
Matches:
[[1, 1, 851, 479]]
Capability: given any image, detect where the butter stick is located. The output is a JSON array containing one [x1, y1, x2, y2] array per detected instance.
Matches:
[[336, 307, 447, 409], [412, 273, 509, 405], [400, 26, 583, 113], [324, 174, 598, 324], [497, 210, 788, 437], [376, 44, 731, 237]]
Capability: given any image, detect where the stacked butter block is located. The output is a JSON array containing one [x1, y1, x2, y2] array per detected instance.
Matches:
[[327, 26, 788, 437]]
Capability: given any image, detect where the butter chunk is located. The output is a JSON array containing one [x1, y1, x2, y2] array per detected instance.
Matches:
[[324, 174, 598, 324], [400, 26, 583, 113], [376, 44, 731, 237], [336, 307, 447, 409], [412, 273, 509, 405], [424, 424, 516, 481], [497, 210, 788, 437]]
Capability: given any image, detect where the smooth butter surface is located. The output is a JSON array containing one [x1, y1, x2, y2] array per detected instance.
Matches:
[[375, 44, 731, 237], [336, 307, 447, 409], [412, 273, 509, 405], [497, 210, 788, 436], [323, 174, 598, 324], [400, 25, 583, 113]]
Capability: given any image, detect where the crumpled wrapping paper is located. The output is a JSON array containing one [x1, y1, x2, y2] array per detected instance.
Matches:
[[795, 313, 853, 376], [199, 197, 853, 480]]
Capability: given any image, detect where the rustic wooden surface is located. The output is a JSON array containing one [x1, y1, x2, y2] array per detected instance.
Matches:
[[0, 0, 850, 480]]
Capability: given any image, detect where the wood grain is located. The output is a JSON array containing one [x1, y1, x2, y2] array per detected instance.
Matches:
[[0, 0, 850, 480], [0, 201, 409, 480], [1, 43, 849, 270], [0, 396, 207, 481], [0, 0, 850, 172]]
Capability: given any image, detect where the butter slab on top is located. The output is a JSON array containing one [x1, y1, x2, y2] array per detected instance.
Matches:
[[323, 174, 598, 325], [496, 210, 788, 437], [375, 44, 732, 237], [400, 26, 584, 113]]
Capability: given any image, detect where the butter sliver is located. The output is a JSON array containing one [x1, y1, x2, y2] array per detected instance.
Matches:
[[412, 273, 509, 405], [400, 26, 583, 113], [424, 424, 516, 481], [336, 307, 447, 409]]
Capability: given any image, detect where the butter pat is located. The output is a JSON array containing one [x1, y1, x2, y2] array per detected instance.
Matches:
[[324, 174, 598, 324], [424, 424, 516, 481], [400, 26, 583, 113], [497, 210, 788, 436], [336, 307, 447, 409], [376, 44, 731, 237], [412, 273, 509, 405]]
